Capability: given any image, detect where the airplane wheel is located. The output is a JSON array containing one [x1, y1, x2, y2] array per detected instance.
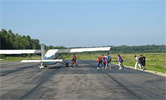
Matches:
[[66, 63, 69, 67]]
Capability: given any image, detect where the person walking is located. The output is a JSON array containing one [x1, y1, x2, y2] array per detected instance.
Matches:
[[142, 55, 146, 70], [134, 55, 138, 70], [138, 55, 144, 71], [97, 56, 104, 69], [101, 55, 105, 69], [71, 54, 78, 67], [104, 55, 108, 69], [118, 55, 124, 70], [107, 54, 112, 69]]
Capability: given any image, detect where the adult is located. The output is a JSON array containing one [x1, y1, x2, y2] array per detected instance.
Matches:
[[118, 55, 124, 70], [97, 56, 104, 69], [107, 54, 112, 69], [134, 55, 138, 70], [138, 55, 144, 71], [142, 55, 146, 70], [104, 55, 108, 69], [101, 55, 105, 69], [71, 54, 78, 67]]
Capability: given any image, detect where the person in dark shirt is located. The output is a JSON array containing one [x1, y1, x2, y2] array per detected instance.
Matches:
[[142, 55, 146, 70], [138, 55, 144, 71]]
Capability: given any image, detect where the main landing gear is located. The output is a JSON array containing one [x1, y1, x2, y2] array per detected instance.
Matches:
[[39, 63, 47, 69], [71, 64, 78, 67], [66, 62, 78, 67]]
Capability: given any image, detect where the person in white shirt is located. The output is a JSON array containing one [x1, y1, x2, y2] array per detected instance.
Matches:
[[134, 55, 138, 70]]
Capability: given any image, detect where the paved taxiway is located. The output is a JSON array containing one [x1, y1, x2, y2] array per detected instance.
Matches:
[[0, 60, 166, 100]]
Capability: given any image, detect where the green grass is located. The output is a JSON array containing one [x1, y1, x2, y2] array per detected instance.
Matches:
[[1, 56, 41, 62]]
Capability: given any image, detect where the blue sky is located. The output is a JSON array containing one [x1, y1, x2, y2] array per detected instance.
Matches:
[[1, 0, 165, 47]]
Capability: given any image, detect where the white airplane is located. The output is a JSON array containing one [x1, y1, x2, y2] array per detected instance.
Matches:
[[0, 43, 111, 69]]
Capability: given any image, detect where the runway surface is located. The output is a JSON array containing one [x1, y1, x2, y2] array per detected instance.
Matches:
[[0, 60, 166, 100]]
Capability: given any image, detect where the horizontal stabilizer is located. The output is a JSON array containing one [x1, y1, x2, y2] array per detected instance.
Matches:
[[21, 59, 63, 63], [0, 50, 41, 54]]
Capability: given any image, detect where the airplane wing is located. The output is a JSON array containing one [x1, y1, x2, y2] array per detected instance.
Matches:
[[0, 50, 41, 54], [55, 47, 111, 53], [45, 47, 111, 58], [21, 59, 63, 62]]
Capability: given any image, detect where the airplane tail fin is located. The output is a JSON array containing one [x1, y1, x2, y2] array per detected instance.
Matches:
[[41, 43, 46, 60]]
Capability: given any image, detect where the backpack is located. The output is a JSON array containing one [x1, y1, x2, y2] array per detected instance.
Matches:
[[107, 56, 111, 63]]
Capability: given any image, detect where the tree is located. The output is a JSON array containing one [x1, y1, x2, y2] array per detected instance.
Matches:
[[0, 29, 40, 49]]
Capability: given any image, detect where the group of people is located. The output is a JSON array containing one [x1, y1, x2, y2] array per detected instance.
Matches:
[[134, 54, 146, 70], [97, 54, 112, 69], [97, 54, 125, 70], [71, 53, 146, 71]]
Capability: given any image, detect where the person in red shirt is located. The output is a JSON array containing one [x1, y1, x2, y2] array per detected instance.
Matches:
[[71, 54, 78, 67], [97, 56, 104, 69], [101, 55, 106, 68]]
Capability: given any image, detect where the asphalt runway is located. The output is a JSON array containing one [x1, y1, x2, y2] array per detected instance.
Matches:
[[0, 60, 166, 100]]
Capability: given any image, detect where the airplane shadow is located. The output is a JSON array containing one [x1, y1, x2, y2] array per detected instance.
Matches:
[[48, 66, 66, 69]]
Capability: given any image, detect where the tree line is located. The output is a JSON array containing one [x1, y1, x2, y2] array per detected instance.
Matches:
[[0, 29, 165, 54], [110, 45, 166, 53]]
